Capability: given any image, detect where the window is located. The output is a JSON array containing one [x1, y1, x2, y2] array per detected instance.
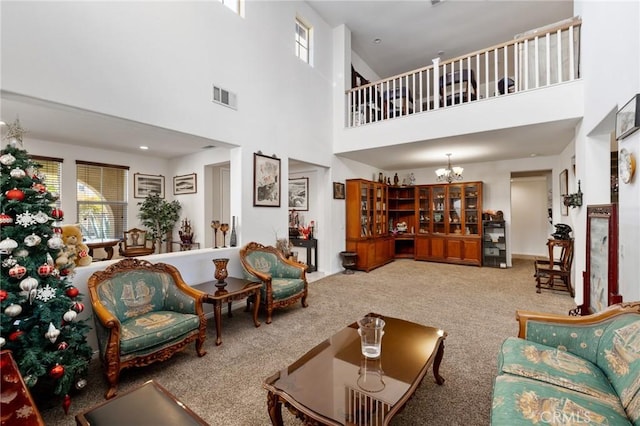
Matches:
[[295, 18, 310, 64], [219, 0, 242, 15], [31, 156, 63, 207], [76, 161, 128, 240]]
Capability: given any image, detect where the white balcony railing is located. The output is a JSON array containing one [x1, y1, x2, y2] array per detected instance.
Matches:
[[346, 17, 581, 128]]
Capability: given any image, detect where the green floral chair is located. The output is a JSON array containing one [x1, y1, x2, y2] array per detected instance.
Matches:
[[239, 242, 308, 324], [88, 258, 207, 399]]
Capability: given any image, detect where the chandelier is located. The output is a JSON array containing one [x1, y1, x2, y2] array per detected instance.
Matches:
[[435, 153, 464, 183]]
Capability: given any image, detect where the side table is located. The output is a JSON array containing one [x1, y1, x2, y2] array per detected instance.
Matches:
[[197, 277, 262, 346], [75, 380, 206, 425], [290, 238, 317, 272], [85, 238, 121, 261]]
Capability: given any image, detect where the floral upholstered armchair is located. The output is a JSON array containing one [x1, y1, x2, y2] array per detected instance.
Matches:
[[88, 258, 207, 399], [239, 242, 308, 324]]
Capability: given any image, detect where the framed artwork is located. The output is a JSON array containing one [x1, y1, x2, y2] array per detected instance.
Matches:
[[559, 169, 568, 216], [333, 182, 345, 199], [579, 204, 622, 315], [616, 94, 640, 140], [173, 173, 197, 195], [134, 173, 165, 199], [253, 152, 281, 207], [288, 177, 309, 210]]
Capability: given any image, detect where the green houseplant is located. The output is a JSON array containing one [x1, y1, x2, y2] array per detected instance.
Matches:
[[137, 193, 181, 253]]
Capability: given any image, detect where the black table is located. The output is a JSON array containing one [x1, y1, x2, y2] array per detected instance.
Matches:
[[291, 238, 317, 272]]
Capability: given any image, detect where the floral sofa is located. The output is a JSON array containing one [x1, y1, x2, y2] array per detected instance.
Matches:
[[491, 302, 640, 425]]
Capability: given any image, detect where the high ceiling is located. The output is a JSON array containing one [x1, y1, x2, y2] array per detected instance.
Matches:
[[1, 1, 576, 170]]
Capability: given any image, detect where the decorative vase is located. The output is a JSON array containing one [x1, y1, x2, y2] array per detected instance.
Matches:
[[212, 258, 229, 287], [230, 216, 237, 247]]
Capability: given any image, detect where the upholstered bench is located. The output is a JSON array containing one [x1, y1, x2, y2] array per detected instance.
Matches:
[[491, 302, 640, 425]]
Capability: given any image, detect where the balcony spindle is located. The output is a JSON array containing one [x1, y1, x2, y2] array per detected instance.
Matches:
[[545, 33, 551, 86], [569, 25, 575, 79]]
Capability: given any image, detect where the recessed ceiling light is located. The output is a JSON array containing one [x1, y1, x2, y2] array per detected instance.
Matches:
[[530, 153, 537, 157], [139, 146, 149, 150], [373, 38, 382, 44]]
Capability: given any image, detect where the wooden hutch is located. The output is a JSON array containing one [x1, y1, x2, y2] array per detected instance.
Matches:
[[347, 179, 483, 270], [345, 179, 394, 271]]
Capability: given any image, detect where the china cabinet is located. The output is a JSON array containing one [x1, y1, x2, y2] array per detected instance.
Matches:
[[415, 182, 483, 265], [345, 179, 393, 271]]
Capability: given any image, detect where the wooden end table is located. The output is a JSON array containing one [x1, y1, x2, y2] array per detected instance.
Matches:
[[197, 277, 262, 346], [85, 238, 120, 261]]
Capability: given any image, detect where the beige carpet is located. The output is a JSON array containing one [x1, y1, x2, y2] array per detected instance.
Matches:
[[40, 258, 576, 425]]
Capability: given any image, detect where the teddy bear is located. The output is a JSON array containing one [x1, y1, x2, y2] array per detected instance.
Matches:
[[59, 224, 93, 267]]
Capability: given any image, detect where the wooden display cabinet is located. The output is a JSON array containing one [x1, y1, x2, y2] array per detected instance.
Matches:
[[388, 186, 417, 258], [415, 182, 483, 266], [345, 179, 393, 271]]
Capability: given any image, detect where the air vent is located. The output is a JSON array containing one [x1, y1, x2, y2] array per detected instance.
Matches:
[[212, 85, 237, 110]]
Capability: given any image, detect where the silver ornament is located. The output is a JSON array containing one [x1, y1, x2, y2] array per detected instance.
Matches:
[[34, 211, 50, 224], [63, 310, 77, 322], [0, 237, 18, 254], [13, 248, 29, 259], [0, 153, 16, 165], [0, 336, 5, 347], [5, 304, 22, 317], [75, 378, 88, 390], [9, 168, 26, 179], [45, 322, 60, 343], [47, 235, 64, 250], [24, 233, 42, 247], [2, 256, 17, 268], [20, 276, 39, 292]]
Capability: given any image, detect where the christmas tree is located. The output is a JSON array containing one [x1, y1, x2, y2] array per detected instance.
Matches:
[[0, 119, 92, 412]]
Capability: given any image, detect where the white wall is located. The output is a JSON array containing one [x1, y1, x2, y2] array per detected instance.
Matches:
[[573, 0, 640, 305], [2, 1, 339, 268]]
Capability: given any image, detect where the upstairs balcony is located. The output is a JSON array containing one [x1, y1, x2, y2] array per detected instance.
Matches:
[[344, 17, 583, 142]]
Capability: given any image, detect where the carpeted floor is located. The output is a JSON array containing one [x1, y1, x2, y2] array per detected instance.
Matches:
[[40, 258, 576, 425]]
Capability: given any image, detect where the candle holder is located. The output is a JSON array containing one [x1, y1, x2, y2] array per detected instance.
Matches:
[[211, 220, 220, 248], [220, 223, 229, 247], [212, 258, 229, 288]]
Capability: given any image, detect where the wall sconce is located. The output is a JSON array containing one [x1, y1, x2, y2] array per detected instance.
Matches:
[[563, 180, 583, 208]]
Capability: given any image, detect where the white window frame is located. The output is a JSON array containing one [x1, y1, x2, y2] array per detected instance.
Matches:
[[295, 18, 311, 65]]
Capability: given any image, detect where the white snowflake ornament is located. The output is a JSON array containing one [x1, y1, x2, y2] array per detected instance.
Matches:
[[36, 284, 56, 302], [16, 212, 36, 227]]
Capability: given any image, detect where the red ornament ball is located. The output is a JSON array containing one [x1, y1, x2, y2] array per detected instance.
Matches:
[[38, 264, 54, 277], [51, 208, 64, 220], [65, 287, 79, 298], [58, 341, 69, 351], [9, 330, 24, 341], [49, 364, 65, 379], [72, 302, 85, 313], [0, 213, 13, 225], [5, 188, 25, 201], [0, 290, 7, 301]]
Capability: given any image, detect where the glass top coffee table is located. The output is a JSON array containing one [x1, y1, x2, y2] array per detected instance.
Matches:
[[263, 313, 447, 425]]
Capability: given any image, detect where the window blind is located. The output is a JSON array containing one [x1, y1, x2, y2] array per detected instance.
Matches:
[[76, 161, 129, 240]]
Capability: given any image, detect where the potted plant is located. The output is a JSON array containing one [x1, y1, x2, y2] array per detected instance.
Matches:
[[137, 193, 181, 253]]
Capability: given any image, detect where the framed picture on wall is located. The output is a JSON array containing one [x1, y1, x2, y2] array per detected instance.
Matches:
[[578, 204, 622, 315], [333, 182, 345, 199], [134, 173, 165, 199], [253, 152, 281, 207], [616, 93, 640, 140], [288, 177, 309, 210], [173, 173, 197, 195], [559, 169, 568, 216]]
